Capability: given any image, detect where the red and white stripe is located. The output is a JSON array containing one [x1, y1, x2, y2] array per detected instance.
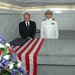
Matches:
[[12, 38, 44, 75]]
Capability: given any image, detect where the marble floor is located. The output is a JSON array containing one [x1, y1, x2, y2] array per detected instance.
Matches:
[[36, 30, 75, 75]]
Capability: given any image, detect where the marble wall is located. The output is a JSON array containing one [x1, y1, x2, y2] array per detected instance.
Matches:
[[0, 9, 22, 42], [0, 9, 75, 42], [23, 11, 75, 30]]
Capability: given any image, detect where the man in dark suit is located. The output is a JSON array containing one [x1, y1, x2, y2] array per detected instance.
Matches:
[[19, 13, 36, 39]]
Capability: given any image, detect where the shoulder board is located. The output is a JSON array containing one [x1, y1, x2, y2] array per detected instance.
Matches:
[[52, 19, 57, 21]]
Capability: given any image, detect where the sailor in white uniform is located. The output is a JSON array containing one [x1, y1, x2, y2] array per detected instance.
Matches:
[[41, 10, 59, 39]]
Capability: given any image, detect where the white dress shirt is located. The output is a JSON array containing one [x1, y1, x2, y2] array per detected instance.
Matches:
[[25, 21, 30, 26], [41, 18, 59, 39]]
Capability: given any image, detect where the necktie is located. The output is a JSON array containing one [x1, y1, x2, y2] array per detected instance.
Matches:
[[27, 22, 29, 31]]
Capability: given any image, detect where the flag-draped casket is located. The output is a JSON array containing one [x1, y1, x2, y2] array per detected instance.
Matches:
[[10, 38, 75, 75]]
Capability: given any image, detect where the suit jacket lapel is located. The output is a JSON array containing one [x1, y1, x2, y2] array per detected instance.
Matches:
[[24, 21, 26, 27], [29, 21, 31, 30], [23, 21, 28, 31]]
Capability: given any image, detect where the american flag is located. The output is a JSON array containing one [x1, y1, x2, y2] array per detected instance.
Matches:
[[9, 38, 29, 46], [10, 38, 44, 75]]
